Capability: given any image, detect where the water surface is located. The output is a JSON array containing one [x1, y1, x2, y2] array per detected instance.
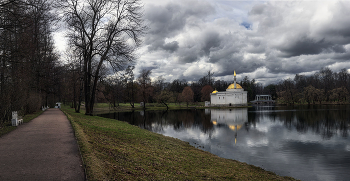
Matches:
[[97, 105, 350, 181]]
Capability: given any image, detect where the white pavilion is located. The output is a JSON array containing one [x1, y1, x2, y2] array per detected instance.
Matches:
[[210, 71, 247, 106]]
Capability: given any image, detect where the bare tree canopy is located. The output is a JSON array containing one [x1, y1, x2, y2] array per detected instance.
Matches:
[[58, 0, 146, 115], [0, 0, 72, 126]]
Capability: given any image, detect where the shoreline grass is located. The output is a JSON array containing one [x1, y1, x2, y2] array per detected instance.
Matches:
[[62, 106, 296, 180], [0, 110, 44, 137], [85, 102, 252, 114]]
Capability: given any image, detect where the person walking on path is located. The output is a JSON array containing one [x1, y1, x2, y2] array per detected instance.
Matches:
[[0, 109, 85, 181]]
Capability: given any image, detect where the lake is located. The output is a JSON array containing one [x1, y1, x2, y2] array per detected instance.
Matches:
[[97, 105, 350, 181]]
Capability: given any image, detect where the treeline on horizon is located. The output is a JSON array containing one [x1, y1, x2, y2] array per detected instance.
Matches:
[[275, 67, 350, 105], [96, 67, 350, 109]]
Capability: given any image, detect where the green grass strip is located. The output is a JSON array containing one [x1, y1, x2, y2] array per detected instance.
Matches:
[[62, 106, 297, 181]]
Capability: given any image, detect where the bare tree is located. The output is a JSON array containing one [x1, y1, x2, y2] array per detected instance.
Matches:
[[155, 90, 172, 110], [329, 87, 348, 103], [303, 85, 317, 105], [101, 74, 125, 108], [181, 86, 194, 107], [124, 66, 136, 108], [59, 0, 146, 115], [200, 85, 213, 102], [154, 75, 165, 94], [137, 69, 152, 110], [277, 79, 297, 105]]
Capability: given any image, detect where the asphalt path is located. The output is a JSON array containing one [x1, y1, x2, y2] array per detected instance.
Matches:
[[0, 109, 85, 181]]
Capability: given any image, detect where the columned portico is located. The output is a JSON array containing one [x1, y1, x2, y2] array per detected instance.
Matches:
[[255, 95, 272, 101]]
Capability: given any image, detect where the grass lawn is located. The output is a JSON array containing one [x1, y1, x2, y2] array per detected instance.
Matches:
[[62, 106, 296, 181], [0, 110, 44, 137]]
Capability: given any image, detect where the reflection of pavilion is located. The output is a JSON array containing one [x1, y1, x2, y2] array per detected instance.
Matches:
[[210, 108, 248, 144]]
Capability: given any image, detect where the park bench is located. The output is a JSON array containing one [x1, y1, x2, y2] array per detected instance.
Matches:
[[42, 106, 49, 111], [11, 111, 23, 127]]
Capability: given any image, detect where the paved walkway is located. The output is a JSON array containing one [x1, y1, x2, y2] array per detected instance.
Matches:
[[0, 109, 85, 181]]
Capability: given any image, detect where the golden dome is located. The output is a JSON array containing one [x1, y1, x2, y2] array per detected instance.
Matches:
[[227, 83, 243, 89], [212, 89, 218, 93]]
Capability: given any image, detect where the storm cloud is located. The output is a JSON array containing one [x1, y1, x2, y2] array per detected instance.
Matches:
[[133, 0, 350, 84]]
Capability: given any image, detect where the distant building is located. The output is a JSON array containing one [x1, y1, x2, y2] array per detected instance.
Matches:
[[251, 95, 274, 104], [210, 71, 247, 106], [55, 102, 61, 108]]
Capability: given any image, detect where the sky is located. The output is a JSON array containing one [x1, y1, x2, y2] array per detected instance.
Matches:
[[53, 0, 350, 85]]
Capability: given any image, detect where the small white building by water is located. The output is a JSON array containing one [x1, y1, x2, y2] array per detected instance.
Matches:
[[55, 102, 62, 108], [210, 71, 247, 106]]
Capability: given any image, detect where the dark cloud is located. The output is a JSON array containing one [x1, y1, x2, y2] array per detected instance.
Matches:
[[249, 3, 268, 15], [144, 1, 215, 49], [147, 39, 165, 52], [329, 45, 346, 53], [163, 41, 179, 53], [148, 40, 179, 53], [144, 3, 185, 38], [178, 51, 198, 63], [278, 37, 331, 57], [201, 31, 221, 56], [275, 34, 347, 58]]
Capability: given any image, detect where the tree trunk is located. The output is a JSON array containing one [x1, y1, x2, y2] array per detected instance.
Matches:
[[131, 81, 134, 108], [73, 79, 77, 110], [161, 100, 169, 110]]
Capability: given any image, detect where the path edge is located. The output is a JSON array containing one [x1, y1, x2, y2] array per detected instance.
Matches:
[[61, 108, 88, 181]]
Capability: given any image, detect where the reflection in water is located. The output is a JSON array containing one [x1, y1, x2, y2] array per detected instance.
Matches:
[[210, 109, 248, 144], [97, 105, 350, 181]]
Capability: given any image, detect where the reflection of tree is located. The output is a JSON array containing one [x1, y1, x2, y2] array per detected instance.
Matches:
[[150, 111, 166, 133], [97, 109, 217, 136], [179, 110, 195, 129], [199, 111, 214, 135], [98, 106, 349, 141], [269, 105, 350, 139]]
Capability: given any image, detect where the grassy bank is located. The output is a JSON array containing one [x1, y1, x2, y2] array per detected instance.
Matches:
[[0, 110, 44, 137], [62, 106, 296, 180]]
